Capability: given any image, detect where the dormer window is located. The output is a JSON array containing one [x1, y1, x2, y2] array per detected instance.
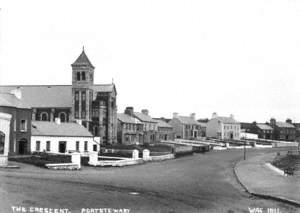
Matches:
[[81, 72, 86, 81], [77, 72, 81, 81]]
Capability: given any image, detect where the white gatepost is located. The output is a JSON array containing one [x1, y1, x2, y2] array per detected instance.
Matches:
[[89, 152, 98, 166], [0, 113, 12, 166], [143, 149, 150, 161], [71, 152, 81, 169], [132, 149, 139, 159], [225, 143, 230, 148], [253, 141, 257, 148]]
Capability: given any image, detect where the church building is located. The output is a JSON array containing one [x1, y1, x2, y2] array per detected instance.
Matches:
[[0, 49, 117, 145]]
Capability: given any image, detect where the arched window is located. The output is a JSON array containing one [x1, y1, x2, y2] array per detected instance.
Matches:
[[59, 112, 67, 122], [40, 112, 49, 121], [0, 131, 5, 154], [77, 72, 81, 81], [81, 72, 86, 81]]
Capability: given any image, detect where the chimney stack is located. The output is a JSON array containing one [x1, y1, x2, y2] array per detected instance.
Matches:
[[212, 112, 217, 118], [230, 114, 234, 119], [270, 118, 276, 126], [141, 109, 149, 115], [190, 113, 196, 120], [124, 107, 134, 116], [286, 118, 292, 124], [173, 112, 179, 118]]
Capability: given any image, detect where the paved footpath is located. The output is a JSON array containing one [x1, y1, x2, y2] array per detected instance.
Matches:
[[235, 152, 300, 206]]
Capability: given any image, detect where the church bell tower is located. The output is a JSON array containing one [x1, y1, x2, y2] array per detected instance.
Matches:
[[71, 47, 94, 130]]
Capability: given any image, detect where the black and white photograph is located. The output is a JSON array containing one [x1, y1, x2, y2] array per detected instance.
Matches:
[[0, 1, 300, 212]]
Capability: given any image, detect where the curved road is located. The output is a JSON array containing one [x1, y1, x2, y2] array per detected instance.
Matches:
[[0, 148, 298, 213]]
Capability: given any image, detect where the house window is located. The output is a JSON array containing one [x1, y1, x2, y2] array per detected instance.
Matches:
[[20, 120, 27, 132], [41, 112, 48, 121], [75, 91, 79, 101], [59, 112, 67, 122], [84, 141, 88, 151], [46, 141, 50, 151], [81, 111, 86, 118], [36, 141, 40, 152], [0, 132, 5, 154], [76, 141, 80, 151], [81, 72, 86, 81], [82, 91, 86, 101], [93, 144, 97, 152]]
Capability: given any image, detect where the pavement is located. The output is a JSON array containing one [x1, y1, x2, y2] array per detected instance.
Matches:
[[235, 152, 300, 206]]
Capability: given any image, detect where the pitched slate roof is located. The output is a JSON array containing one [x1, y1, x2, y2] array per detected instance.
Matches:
[[198, 122, 207, 127], [133, 112, 157, 123], [177, 116, 200, 125], [275, 122, 295, 128], [0, 84, 115, 108], [117, 113, 141, 124], [154, 119, 173, 128], [214, 116, 239, 124], [31, 121, 93, 137], [72, 50, 94, 68], [0, 93, 31, 109], [256, 123, 273, 130]]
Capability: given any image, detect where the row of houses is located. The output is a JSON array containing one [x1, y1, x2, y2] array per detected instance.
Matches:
[[241, 118, 298, 141], [117, 109, 243, 144], [0, 49, 299, 157]]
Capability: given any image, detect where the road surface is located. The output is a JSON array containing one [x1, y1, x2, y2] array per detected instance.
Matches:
[[0, 148, 298, 213]]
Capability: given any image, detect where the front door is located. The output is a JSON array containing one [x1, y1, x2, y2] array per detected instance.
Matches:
[[18, 139, 28, 154], [59, 141, 66, 153]]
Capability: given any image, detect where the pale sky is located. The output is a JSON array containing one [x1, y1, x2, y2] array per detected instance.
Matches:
[[1, 0, 300, 123]]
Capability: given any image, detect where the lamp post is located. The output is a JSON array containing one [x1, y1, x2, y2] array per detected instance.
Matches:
[[244, 133, 246, 160]]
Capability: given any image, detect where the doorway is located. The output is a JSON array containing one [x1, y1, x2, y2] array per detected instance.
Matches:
[[18, 139, 28, 154], [59, 141, 67, 153]]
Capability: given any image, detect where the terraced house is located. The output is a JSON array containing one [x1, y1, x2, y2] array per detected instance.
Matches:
[[206, 113, 240, 140], [131, 108, 158, 144], [270, 118, 296, 141], [154, 119, 174, 141], [249, 122, 273, 140], [117, 107, 143, 145], [0, 91, 32, 155], [0, 49, 117, 145], [169, 113, 202, 139]]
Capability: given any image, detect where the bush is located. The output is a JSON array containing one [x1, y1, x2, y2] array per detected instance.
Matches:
[[272, 154, 300, 171], [10, 153, 71, 168]]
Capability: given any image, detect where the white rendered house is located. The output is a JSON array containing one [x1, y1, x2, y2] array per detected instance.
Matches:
[[31, 118, 100, 156], [206, 113, 241, 140]]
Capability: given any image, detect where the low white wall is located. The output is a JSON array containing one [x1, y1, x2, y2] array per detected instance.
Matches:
[[31, 136, 100, 155], [240, 132, 258, 140], [149, 154, 175, 161], [272, 141, 298, 147], [265, 163, 286, 176]]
